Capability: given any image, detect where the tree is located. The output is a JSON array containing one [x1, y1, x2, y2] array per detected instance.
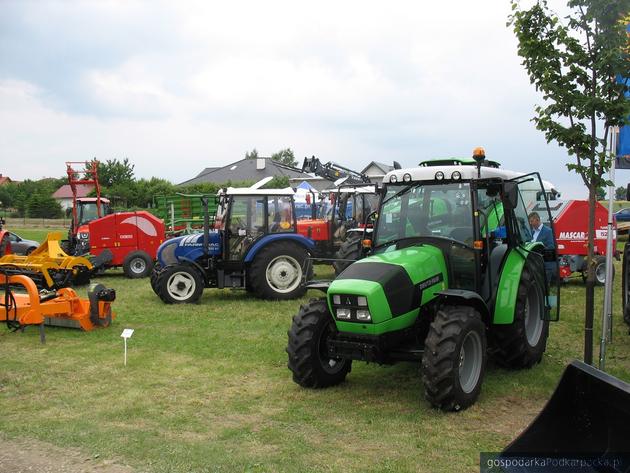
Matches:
[[92, 158, 135, 186], [615, 185, 627, 200], [271, 148, 298, 167], [510, 0, 630, 364], [245, 149, 259, 160], [596, 186, 607, 200], [27, 193, 63, 218]]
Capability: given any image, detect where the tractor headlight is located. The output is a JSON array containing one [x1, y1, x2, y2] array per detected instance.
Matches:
[[435, 171, 445, 180], [336, 308, 352, 320], [451, 171, 462, 180], [403, 173, 412, 183], [78, 232, 89, 240], [331, 293, 372, 323], [389, 174, 398, 183]]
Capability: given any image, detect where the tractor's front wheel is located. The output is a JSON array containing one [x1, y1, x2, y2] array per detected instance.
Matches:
[[150, 263, 162, 294], [249, 242, 306, 300], [156, 264, 204, 304], [492, 267, 549, 368], [421, 305, 486, 411], [287, 299, 352, 388], [332, 233, 362, 275]]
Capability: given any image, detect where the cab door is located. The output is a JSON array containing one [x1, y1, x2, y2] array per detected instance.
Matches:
[[510, 172, 560, 321]]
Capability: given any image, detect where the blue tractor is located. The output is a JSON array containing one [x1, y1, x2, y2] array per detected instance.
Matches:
[[151, 183, 315, 303]]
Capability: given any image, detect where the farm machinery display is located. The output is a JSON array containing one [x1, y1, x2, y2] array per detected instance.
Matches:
[[151, 181, 315, 303], [0, 271, 115, 342], [297, 156, 385, 273], [65, 161, 165, 278], [296, 184, 380, 273], [0, 232, 96, 290], [287, 149, 560, 411], [528, 199, 616, 285]]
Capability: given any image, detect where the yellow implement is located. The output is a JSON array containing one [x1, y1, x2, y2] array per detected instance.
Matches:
[[0, 232, 93, 289]]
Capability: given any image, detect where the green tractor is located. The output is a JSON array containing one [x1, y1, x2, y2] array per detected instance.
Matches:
[[287, 151, 560, 411]]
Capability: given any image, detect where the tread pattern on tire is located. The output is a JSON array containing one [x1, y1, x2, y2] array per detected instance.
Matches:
[[332, 233, 362, 275], [155, 264, 203, 304], [491, 267, 549, 369], [249, 241, 307, 300], [287, 298, 351, 388], [123, 250, 153, 279], [422, 305, 486, 412]]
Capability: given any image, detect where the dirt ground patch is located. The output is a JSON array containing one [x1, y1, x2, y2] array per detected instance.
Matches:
[[0, 436, 137, 473]]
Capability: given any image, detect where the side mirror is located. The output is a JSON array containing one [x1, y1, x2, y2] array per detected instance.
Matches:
[[503, 182, 519, 210]]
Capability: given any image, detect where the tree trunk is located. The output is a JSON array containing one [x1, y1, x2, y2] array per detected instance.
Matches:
[[584, 182, 597, 365]]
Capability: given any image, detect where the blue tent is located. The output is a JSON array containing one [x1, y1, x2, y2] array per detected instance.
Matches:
[[296, 180, 315, 191]]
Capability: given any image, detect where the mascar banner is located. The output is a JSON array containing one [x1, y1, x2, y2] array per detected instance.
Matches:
[[616, 23, 630, 168]]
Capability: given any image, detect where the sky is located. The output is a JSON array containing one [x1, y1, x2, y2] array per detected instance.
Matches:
[[0, 0, 611, 198]]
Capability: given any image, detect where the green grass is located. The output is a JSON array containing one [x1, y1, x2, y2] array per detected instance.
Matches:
[[9, 227, 66, 243], [1, 261, 630, 472]]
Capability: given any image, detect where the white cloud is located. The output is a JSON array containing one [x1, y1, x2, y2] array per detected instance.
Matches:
[[0, 0, 594, 198]]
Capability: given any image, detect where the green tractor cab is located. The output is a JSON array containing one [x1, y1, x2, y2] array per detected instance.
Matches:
[[287, 151, 560, 411]]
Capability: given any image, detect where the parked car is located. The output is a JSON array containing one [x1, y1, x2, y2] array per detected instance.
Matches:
[[7, 232, 39, 255], [615, 208, 630, 222]]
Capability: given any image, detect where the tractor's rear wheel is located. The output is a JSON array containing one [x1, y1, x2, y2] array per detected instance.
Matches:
[[287, 298, 352, 388], [249, 242, 306, 300], [492, 266, 549, 369], [421, 305, 486, 412], [123, 251, 153, 279], [332, 233, 362, 275], [156, 264, 204, 304]]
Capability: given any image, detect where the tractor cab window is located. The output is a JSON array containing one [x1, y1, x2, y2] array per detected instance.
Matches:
[[78, 201, 110, 225], [375, 182, 474, 248], [228, 195, 266, 260], [268, 195, 295, 233]]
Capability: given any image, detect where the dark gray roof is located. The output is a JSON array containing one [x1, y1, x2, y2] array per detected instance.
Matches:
[[178, 158, 311, 186], [361, 161, 394, 175]]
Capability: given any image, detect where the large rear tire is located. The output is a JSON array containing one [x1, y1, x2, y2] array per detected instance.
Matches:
[[492, 266, 549, 368], [332, 233, 362, 275], [249, 242, 306, 300], [421, 305, 486, 412], [156, 264, 204, 304], [287, 299, 352, 388]]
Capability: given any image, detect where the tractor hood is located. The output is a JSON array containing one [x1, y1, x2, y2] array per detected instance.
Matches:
[[156, 231, 222, 267], [328, 244, 448, 335]]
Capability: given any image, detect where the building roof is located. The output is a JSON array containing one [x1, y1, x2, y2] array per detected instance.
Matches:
[[0, 174, 14, 185], [52, 184, 95, 199], [179, 158, 312, 186], [361, 161, 395, 176]]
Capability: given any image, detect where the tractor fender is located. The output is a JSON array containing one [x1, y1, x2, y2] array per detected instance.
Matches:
[[177, 257, 208, 283], [434, 289, 490, 323], [493, 244, 545, 324], [243, 233, 315, 263]]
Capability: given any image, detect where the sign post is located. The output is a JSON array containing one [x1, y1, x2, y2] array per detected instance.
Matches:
[[121, 328, 134, 366]]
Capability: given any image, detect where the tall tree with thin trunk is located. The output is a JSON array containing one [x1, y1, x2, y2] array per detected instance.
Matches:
[[509, 0, 630, 364]]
